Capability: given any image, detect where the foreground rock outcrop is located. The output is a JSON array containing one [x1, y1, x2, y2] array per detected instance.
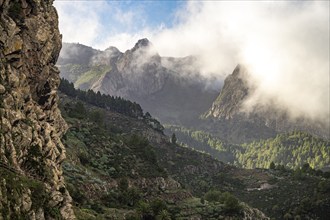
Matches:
[[0, 0, 74, 219]]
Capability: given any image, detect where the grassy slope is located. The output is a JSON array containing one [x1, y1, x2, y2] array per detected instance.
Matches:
[[74, 65, 111, 89]]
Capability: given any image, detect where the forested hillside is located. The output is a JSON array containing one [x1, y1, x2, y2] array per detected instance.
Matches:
[[59, 78, 144, 119], [165, 125, 330, 170], [57, 82, 330, 220], [58, 92, 268, 219], [237, 131, 329, 169]]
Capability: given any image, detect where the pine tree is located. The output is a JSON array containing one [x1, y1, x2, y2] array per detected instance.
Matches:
[[171, 133, 177, 144], [269, 161, 276, 169]]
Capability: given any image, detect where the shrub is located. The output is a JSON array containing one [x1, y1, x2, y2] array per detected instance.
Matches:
[[221, 192, 241, 213], [205, 190, 222, 202], [136, 201, 153, 220], [90, 203, 104, 214], [118, 178, 129, 192], [8, 0, 23, 21], [66, 183, 87, 206], [201, 197, 205, 204], [269, 161, 276, 169], [204, 190, 242, 214], [78, 152, 90, 165], [284, 213, 293, 220], [118, 188, 141, 207], [150, 199, 168, 215], [156, 210, 171, 220]]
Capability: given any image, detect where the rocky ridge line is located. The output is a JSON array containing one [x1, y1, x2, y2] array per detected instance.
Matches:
[[204, 64, 330, 139]]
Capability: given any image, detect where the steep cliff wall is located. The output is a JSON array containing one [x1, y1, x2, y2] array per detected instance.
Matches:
[[0, 0, 74, 219]]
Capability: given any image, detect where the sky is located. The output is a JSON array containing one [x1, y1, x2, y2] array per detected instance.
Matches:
[[54, 0, 185, 51], [54, 0, 330, 124]]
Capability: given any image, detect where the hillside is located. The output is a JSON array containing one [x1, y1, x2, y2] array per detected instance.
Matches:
[[58, 80, 330, 220], [57, 36, 329, 220], [58, 82, 269, 219], [165, 125, 330, 170], [57, 40, 219, 125]]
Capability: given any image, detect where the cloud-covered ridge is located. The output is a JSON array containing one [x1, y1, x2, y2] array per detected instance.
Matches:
[[154, 1, 330, 123], [55, 1, 329, 124]]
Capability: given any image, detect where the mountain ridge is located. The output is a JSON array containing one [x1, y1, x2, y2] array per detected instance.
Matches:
[[203, 64, 330, 140], [57, 41, 219, 125]]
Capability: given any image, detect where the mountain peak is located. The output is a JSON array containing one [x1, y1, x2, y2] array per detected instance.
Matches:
[[132, 38, 152, 51], [203, 65, 249, 119], [105, 46, 120, 54]]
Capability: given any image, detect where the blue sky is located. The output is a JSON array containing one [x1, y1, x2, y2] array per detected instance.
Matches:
[[118, 1, 184, 28], [54, 0, 187, 50], [94, 1, 185, 32]]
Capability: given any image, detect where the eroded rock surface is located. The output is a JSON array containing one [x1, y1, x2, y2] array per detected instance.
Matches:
[[0, 0, 74, 219]]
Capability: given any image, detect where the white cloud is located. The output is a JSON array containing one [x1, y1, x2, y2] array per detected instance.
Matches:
[[114, 9, 133, 25], [151, 1, 329, 123], [54, 1, 330, 123], [54, 1, 107, 46], [54, 1, 147, 50], [93, 32, 147, 52]]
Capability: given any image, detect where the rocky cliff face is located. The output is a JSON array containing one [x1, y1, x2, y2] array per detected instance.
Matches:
[[204, 64, 329, 140], [205, 64, 249, 119], [57, 40, 219, 124], [97, 39, 167, 99], [0, 0, 74, 219]]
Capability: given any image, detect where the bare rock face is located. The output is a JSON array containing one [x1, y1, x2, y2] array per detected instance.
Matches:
[[204, 64, 249, 119], [0, 0, 74, 219], [58, 41, 220, 125], [204, 64, 330, 139]]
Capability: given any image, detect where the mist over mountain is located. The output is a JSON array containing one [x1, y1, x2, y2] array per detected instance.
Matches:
[[57, 39, 219, 124], [58, 38, 329, 142], [2, 1, 329, 219], [56, 0, 329, 137], [203, 64, 330, 140]]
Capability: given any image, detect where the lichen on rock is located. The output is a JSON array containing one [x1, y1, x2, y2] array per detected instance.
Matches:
[[0, 0, 74, 219]]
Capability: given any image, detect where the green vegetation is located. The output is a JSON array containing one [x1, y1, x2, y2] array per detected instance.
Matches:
[[57, 84, 330, 219], [59, 98, 170, 217], [75, 65, 110, 88], [166, 125, 329, 170], [237, 131, 330, 169], [8, 0, 23, 22], [170, 133, 177, 144], [59, 78, 144, 118], [22, 144, 53, 181], [205, 191, 241, 214], [57, 64, 90, 82], [0, 167, 59, 220], [61, 118, 165, 179], [165, 124, 238, 163], [58, 94, 255, 219]]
